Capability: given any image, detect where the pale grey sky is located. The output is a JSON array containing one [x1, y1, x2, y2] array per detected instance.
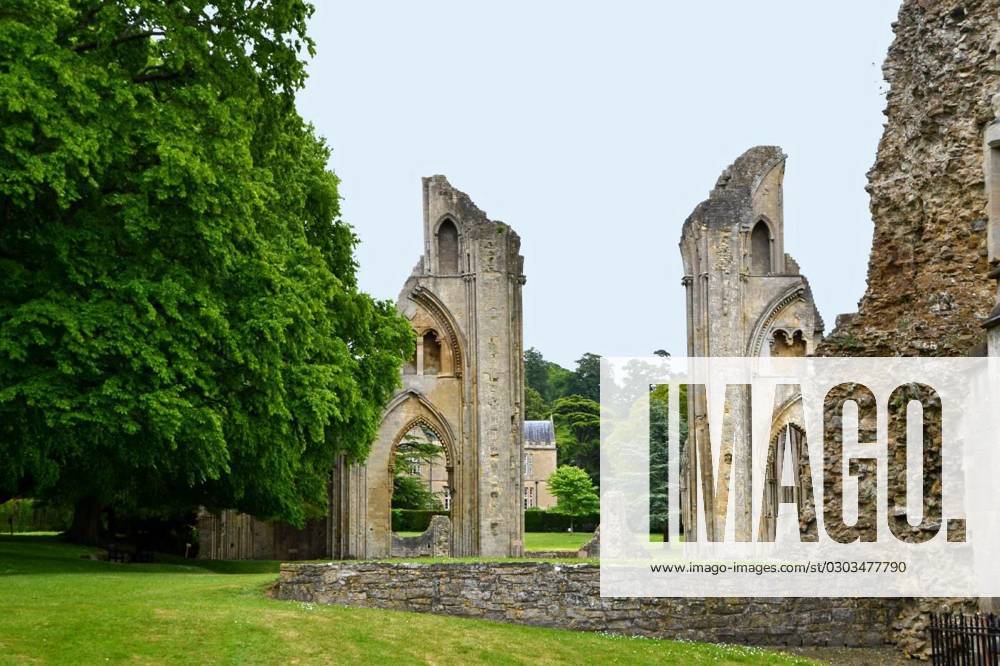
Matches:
[[297, 1, 901, 369]]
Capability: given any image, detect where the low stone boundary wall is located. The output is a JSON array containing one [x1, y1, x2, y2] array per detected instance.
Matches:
[[274, 561, 903, 647]]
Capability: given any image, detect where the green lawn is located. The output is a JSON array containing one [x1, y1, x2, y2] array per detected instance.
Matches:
[[523, 531, 593, 551], [0, 535, 813, 665]]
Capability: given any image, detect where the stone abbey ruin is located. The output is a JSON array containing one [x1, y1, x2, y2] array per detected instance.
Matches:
[[230, 0, 1000, 656], [679, 145, 823, 543], [200, 175, 527, 560]]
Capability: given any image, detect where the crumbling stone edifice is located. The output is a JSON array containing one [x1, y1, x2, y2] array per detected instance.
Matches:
[[332, 176, 526, 559], [199, 176, 527, 560], [678, 146, 823, 541]]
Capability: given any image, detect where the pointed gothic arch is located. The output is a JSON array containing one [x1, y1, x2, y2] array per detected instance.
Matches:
[[409, 286, 465, 377], [750, 218, 773, 275], [435, 217, 460, 274], [380, 389, 459, 475], [745, 284, 808, 357]]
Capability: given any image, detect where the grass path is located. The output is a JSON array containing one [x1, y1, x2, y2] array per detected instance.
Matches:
[[0, 535, 813, 665]]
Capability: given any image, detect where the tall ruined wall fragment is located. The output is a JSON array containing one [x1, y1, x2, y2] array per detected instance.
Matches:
[[815, 2, 1000, 657], [679, 146, 823, 542], [821, 0, 1000, 356], [332, 176, 526, 559]]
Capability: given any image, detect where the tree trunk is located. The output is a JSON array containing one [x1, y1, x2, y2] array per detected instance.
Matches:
[[68, 496, 103, 545]]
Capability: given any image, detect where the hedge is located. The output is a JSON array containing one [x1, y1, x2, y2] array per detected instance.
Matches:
[[392, 509, 601, 533], [524, 508, 599, 532], [0, 499, 72, 533]]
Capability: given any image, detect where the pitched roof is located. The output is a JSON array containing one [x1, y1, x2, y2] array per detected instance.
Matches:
[[523, 420, 556, 446]]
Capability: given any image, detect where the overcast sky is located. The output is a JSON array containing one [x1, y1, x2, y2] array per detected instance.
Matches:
[[297, 1, 901, 369]]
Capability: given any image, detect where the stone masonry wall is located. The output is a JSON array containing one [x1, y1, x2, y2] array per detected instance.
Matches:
[[274, 561, 902, 648], [814, 1, 1000, 657], [820, 0, 1000, 356], [389, 515, 451, 558]]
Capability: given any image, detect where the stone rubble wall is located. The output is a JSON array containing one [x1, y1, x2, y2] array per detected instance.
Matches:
[[274, 561, 901, 648], [820, 0, 1000, 356], [389, 516, 452, 558], [814, 1, 1000, 657]]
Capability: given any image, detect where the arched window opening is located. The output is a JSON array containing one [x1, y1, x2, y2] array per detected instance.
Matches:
[[771, 329, 807, 357], [437, 219, 459, 274], [391, 424, 450, 515], [750, 220, 772, 275], [759, 424, 806, 541], [422, 331, 441, 375]]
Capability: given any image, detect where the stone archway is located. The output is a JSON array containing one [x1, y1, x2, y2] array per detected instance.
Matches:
[[388, 417, 455, 556], [355, 390, 465, 559]]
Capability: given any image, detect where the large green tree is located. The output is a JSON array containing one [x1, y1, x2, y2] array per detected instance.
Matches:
[[524, 386, 547, 420], [550, 395, 600, 484], [568, 352, 600, 402], [523, 346, 572, 404], [546, 465, 599, 530], [0, 0, 412, 543]]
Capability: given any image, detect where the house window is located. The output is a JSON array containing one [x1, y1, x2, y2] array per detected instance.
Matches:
[[524, 485, 535, 509], [442, 487, 451, 511], [406, 457, 421, 475], [523, 453, 533, 478]]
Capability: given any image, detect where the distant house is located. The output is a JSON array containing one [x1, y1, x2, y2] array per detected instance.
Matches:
[[523, 419, 557, 509], [406, 419, 559, 511]]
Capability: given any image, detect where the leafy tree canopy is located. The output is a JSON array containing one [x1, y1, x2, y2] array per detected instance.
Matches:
[[0, 0, 413, 540], [524, 347, 572, 404], [550, 395, 599, 483], [523, 349, 602, 484], [524, 386, 547, 420], [568, 352, 600, 402]]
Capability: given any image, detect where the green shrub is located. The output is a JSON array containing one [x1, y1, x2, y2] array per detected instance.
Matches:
[[0, 500, 72, 533], [523, 508, 598, 532]]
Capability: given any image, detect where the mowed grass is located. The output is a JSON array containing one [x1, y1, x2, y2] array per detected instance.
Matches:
[[523, 531, 593, 551], [0, 535, 814, 665]]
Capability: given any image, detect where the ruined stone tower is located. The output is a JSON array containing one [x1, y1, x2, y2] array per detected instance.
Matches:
[[678, 146, 823, 541], [331, 175, 526, 558]]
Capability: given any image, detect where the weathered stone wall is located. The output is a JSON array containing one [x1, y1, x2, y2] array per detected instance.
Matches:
[[813, 1, 1000, 658], [274, 561, 902, 648], [820, 0, 1000, 357], [390, 515, 452, 558]]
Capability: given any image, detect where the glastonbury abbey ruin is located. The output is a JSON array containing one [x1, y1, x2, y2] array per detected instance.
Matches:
[[678, 145, 823, 542], [331, 175, 526, 559], [199, 175, 527, 560]]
